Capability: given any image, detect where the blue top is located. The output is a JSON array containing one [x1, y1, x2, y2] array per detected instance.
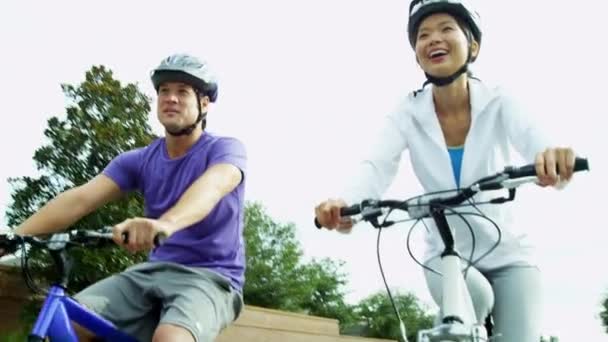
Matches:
[[447, 146, 464, 187]]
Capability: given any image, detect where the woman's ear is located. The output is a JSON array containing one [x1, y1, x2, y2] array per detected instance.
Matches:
[[470, 40, 480, 61]]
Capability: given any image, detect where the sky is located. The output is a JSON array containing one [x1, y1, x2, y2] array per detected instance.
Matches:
[[1, 0, 606, 340]]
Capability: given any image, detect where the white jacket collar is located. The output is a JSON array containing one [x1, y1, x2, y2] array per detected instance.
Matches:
[[410, 79, 498, 148]]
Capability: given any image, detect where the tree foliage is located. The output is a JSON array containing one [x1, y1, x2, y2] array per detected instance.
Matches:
[[601, 292, 608, 334], [7, 65, 156, 292], [243, 202, 356, 327], [351, 291, 434, 341]]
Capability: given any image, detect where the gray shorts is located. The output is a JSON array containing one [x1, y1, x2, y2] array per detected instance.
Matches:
[[74, 261, 243, 342]]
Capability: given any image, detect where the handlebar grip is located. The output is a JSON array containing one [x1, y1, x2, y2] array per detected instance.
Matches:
[[341, 205, 362, 216], [0, 236, 17, 254], [314, 218, 323, 229], [121, 232, 167, 247], [573, 157, 589, 172], [0, 235, 42, 254], [314, 204, 362, 229], [508, 157, 589, 179]]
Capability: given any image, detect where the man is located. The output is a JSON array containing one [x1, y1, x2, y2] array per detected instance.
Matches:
[[9, 53, 247, 342]]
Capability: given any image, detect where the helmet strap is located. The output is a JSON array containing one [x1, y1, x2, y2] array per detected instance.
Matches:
[[424, 63, 468, 87], [166, 91, 207, 136], [424, 43, 474, 87]]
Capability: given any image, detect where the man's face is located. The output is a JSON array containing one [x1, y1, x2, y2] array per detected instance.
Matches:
[[156, 82, 202, 133]]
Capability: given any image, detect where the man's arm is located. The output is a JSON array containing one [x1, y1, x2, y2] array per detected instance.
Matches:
[[160, 163, 243, 234], [112, 163, 242, 251], [14, 174, 123, 236]]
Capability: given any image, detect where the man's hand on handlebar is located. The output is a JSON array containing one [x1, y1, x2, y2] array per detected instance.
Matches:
[[112, 218, 172, 253], [314, 198, 354, 232]]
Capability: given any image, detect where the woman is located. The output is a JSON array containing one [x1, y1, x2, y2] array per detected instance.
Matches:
[[314, 1, 577, 341]]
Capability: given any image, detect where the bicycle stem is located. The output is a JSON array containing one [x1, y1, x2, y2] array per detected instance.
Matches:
[[49, 249, 74, 288]]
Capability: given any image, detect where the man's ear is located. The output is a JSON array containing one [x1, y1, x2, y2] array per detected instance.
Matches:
[[199, 95, 210, 111]]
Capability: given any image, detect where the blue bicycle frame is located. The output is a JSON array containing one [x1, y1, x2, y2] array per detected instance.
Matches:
[[28, 285, 137, 341], [4, 230, 164, 341]]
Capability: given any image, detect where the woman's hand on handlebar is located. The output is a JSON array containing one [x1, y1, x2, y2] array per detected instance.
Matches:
[[314, 199, 354, 232], [535, 147, 576, 187]]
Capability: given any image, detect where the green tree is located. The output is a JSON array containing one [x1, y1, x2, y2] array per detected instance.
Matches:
[[352, 291, 434, 342], [601, 293, 608, 333], [6, 65, 156, 292], [242, 202, 357, 329]]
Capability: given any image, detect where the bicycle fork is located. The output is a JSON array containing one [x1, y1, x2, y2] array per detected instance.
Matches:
[[417, 254, 488, 341]]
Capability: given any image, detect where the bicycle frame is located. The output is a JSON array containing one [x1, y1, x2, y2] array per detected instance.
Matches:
[[0, 229, 167, 341], [11, 232, 141, 342], [416, 206, 487, 342], [28, 285, 138, 342]]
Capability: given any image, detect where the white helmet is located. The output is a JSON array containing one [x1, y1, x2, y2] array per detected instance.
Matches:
[[151, 54, 218, 102], [407, 0, 483, 87], [408, 0, 482, 48]]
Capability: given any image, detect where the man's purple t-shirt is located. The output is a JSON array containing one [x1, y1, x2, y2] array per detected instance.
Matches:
[[102, 132, 247, 291]]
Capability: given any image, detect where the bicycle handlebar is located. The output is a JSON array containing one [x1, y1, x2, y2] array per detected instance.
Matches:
[[0, 227, 166, 255], [505, 157, 589, 179], [315, 157, 590, 228], [0, 227, 167, 291]]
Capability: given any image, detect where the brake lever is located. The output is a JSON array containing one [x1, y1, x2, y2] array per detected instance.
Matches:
[[499, 176, 538, 189], [47, 233, 70, 251], [359, 204, 386, 228], [472, 173, 509, 191], [489, 188, 516, 204]]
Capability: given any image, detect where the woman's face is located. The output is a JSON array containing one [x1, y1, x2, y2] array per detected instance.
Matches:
[[414, 13, 478, 77]]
